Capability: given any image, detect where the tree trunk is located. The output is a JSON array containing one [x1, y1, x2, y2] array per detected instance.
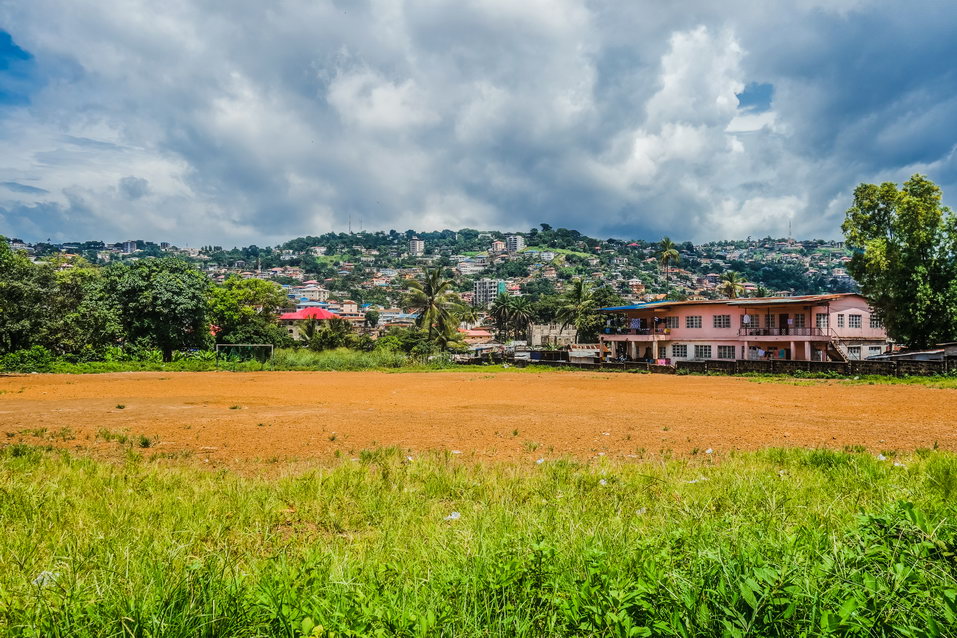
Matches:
[[162, 347, 173, 362]]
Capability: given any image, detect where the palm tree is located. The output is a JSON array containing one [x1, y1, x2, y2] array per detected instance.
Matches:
[[557, 279, 595, 343], [489, 293, 513, 340], [718, 271, 745, 299], [657, 237, 680, 283], [754, 285, 771, 298], [508, 296, 534, 341], [404, 267, 457, 342]]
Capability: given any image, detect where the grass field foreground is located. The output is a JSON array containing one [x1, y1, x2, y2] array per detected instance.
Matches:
[[3, 446, 957, 636]]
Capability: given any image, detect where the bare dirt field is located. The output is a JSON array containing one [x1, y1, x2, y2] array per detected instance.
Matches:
[[1, 370, 955, 467]]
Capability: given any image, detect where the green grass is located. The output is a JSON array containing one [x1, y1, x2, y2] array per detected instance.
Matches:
[[741, 372, 957, 390], [3, 445, 957, 636]]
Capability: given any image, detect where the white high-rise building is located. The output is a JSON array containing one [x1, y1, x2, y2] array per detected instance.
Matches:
[[506, 235, 525, 253], [473, 278, 506, 308], [409, 237, 425, 256]]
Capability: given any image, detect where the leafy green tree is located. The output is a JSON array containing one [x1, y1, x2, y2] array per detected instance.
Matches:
[[305, 317, 364, 351], [363, 310, 380, 331], [718, 271, 745, 299], [208, 277, 290, 345], [104, 257, 211, 361], [0, 239, 54, 354], [842, 174, 957, 348], [51, 263, 122, 357]]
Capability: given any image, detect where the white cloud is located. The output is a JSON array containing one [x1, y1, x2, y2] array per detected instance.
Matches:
[[1, 0, 956, 244]]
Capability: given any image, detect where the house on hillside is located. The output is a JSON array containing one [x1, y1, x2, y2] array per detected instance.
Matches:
[[278, 307, 338, 340], [598, 293, 890, 363]]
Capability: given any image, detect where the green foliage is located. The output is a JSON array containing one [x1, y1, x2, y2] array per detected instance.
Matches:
[[843, 174, 957, 347], [556, 280, 623, 343], [208, 276, 291, 346], [103, 257, 212, 361], [489, 294, 534, 341], [3, 448, 957, 635], [0, 345, 55, 372], [719, 270, 745, 299], [301, 317, 371, 352]]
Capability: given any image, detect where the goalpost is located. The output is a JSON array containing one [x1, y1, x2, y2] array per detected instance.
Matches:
[[215, 344, 275, 365]]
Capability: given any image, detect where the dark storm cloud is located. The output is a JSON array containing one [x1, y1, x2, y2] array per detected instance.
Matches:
[[0, 1, 955, 244]]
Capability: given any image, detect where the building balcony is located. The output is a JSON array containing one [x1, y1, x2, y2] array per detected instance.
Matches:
[[737, 327, 825, 337]]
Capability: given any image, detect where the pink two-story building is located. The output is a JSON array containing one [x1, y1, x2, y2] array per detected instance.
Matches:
[[599, 293, 890, 363]]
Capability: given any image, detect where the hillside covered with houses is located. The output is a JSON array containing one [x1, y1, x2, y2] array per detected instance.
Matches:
[[7, 226, 857, 317]]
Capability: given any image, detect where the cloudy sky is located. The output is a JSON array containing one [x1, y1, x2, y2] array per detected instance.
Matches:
[[1, 1, 956, 246]]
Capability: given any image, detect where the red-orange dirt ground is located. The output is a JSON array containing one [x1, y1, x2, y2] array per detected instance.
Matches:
[[1, 371, 955, 468]]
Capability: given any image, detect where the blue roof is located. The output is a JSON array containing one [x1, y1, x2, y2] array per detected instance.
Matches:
[[599, 301, 675, 312]]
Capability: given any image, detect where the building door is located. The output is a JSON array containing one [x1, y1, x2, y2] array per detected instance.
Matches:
[[780, 313, 789, 335]]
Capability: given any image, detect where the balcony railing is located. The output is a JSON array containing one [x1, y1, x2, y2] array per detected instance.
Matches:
[[603, 327, 671, 336], [737, 327, 824, 337]]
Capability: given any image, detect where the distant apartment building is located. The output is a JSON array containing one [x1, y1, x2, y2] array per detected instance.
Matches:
[[490, 239, 506, 253], [121, 240, 138, 253], [409, 237, 425, 256], [529, 323, 577, 347], [473, 278, 506, 307], [599, 293, 890, 362], [506, 235, 525, 253]]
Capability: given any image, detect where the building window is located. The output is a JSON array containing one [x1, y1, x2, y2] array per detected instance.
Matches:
[[741, 313, 759, 328], [658, 345, 667, 359], [847, 346, 861, 360], [694, 345, 712, 359], [836, 314, 845, 328], [672, 344, 688, 358], [686, 315, 702, 329], [767, 314, 775, 329], [848, 314, 862, 328], [793, 314, 806, 328], [717, 345, 736, 359], [868, 346, 884, 357], [869, 315, 882, 329], [664, 316, 679, 329], [713, 314, 731, 329], [816, 313, 828, 329]]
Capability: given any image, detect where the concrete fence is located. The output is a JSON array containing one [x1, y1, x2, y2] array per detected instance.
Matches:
[[503, 354, 957, 377]]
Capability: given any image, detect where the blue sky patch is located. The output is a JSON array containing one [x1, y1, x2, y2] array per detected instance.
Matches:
[[736, 82, 773, 113], [0, 30, 37, 105]]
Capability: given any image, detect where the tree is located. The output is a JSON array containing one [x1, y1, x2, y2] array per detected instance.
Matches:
[[363, 310, 380, 331], [208, 277, 290, 345], [718, 271, 745, 299], [104, 257, 211, 361], [842, 174, 957, 348], [306, 317, 362, 351], [557, 279, 621, 343], [404, 267, 459, 342], [489, 294, 513, 340], [508, 296, 534, 341], [657, 237, 680, 283], [0, 240, 52, 354]]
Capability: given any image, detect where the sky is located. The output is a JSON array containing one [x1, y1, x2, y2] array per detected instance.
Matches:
[[1, 0, 956, 246]]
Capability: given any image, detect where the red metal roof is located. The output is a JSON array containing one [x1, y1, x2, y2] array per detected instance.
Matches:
[[279, 307, 338, 320]]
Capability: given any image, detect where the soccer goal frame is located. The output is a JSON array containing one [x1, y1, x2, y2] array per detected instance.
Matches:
[[214, 343, 275, 364]]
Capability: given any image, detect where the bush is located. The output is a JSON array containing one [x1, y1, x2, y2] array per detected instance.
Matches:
[[0, 346, 55, 372]]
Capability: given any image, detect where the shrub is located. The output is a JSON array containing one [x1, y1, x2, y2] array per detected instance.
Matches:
[[0, 346, 55, 373]]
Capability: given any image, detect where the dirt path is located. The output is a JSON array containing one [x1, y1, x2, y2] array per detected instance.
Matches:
[[1, 371, 955, 467]]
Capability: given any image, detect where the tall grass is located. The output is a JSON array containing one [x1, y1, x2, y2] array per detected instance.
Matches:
[[3, 446, 957, 636], [10, 348, 463, 374]]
